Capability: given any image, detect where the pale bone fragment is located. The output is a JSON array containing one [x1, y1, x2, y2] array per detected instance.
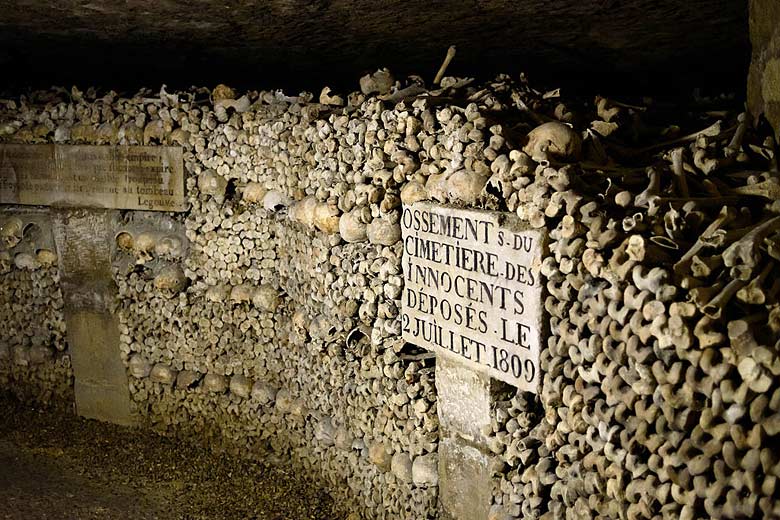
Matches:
[[230, 284, 253, 304], [150, 363, 177, 385], [738, 357, 772, 393], [447, 169, 488, 204], [723, 215, 780, 269], [622, 212, 644, 232], [665, 147, 689, 198], [215, 95, 250, 114], [702, 278, 746, 319], [360, 69, 395, 96], [733, 178, 780, 199], [367, 217, 401, 246], [0, 217, 23, 248], [693, 145, 733, 175], [673, 206, 735, 276], [262, 190, 290, 212], [169, 128, 190, 147], [205, 284, 230, 303], [197, 170, 227, 202], [251, 382, 277, 405], [634, 166, 661, 210], [725, 112, 749, 158], [203, 373, 228, 393], [690, 255, 722, 278], [582, 248, 604, 277], [663, 205, 685, 239], [737, 263, 773, 304], [523, 122, 582, 162], [128, 354, 151, 378], [104, 222, 127, 250], [154, 235, 184, 259], [14, 252, 39, 270], [425, 171, 451, 203], [290, 196, 318, 227], [604, 240, 636, 283], [727, 320, 759, 355], [339, 210, 368, 243], [433, 46, 457, 85], [143, 120, 165, 144], [176, 370, 201, 389], [631, 265, 668, 294], [229, 375, 252, 398], [313, 202, 340, 234], [242, 182, 267, 204], [0, 251, 13, 274], [133, 232, 157, 264], [595, 96, 621, 122], [689, 282, 725, 309], [153, 264, 188, 298], [211, 84, 235, 102], [252, 284, 280, 312], [400, 180, 428, 205], [359, 69, 394, 95], [614, 190, 633, 207], [319, 87, 344, 106], [693, 316, 726, 348]]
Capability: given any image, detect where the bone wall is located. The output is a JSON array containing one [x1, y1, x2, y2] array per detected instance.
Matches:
[[0, 209, 72, 405], [1, 71, 779, 520]]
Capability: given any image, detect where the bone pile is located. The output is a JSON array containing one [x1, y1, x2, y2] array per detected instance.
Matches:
[[1, 70, 779, 519], [0, 213, 71, 404]]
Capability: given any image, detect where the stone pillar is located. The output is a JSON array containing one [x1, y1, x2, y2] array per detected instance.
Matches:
[[748, 0, 780, 136], [435, 355, 496, 520], [52, 209, 133, 425]]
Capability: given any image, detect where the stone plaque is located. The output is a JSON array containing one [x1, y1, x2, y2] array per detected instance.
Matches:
[[401, 202, 545, 391], [0, 144, 187, 211]]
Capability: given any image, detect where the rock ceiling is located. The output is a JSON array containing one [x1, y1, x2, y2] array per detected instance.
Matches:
[[0, 1, 748, 96]]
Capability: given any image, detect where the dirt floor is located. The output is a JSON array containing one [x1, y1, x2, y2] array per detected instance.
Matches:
[[0, 394, 344, 519]]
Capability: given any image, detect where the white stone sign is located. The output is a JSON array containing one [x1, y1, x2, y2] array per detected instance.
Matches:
[[401, 202, 545, 391]]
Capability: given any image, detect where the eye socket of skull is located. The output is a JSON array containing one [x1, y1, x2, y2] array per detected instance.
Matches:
[[23, 222, 41, 241]]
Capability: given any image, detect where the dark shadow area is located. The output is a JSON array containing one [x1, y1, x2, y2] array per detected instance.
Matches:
[[0, 0, 749, 98]]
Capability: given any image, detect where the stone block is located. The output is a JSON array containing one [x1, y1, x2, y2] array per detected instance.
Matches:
[[439, 437, 491, 520], [74, 380, 134, 426], [66, 310, 128, 386], [52, 209, 133, 425], [435, 355, 493, 445]]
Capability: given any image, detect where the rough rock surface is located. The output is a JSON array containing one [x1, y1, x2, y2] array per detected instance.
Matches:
[[0, 1, 747, 94], [748, 0, 780, 136]]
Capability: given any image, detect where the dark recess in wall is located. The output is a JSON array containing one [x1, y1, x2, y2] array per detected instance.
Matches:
[[0, 0, 749, 99]]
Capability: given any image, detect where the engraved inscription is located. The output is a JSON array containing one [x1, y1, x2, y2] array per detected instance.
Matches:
[[0, 144, 187, 211], [401, 202, 544, 391]]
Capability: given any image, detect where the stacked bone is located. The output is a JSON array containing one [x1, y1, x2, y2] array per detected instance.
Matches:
[[484, 93, 780, 519], [3, 73, 780, 520], [0, 214, 71, 404]]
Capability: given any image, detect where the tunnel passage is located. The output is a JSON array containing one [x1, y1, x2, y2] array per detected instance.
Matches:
[[1, 2, 779, 520]]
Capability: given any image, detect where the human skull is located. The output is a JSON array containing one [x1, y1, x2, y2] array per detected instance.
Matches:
[[153, 264, 188, 298], [523, 121, 582, 161]]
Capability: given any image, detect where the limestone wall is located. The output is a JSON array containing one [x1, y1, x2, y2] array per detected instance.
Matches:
[[1, 71, 779, 520], [749, 0, 780, 137]]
